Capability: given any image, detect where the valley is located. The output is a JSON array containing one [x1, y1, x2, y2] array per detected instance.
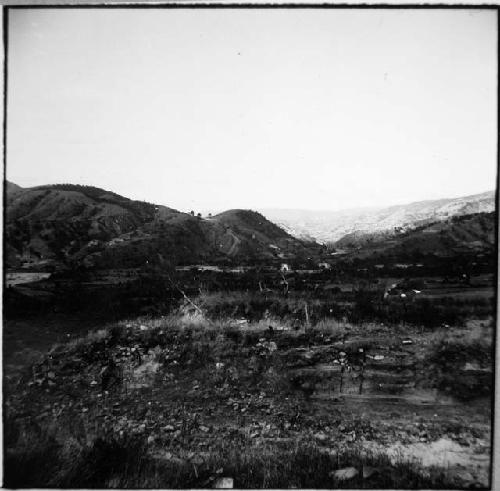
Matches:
[[3, 181, 496, 489]]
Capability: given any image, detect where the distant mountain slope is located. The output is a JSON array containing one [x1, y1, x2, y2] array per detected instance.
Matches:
[[261, 191, 495, 243], [5, 181, 311, 269], [336, 211, 495, 260]]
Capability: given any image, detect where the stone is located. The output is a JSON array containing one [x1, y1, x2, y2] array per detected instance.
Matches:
[[464, 362, 481, 371], [314, 432, 328, 442], [213, 477, 233, 489], [330, 467, 358, 481]]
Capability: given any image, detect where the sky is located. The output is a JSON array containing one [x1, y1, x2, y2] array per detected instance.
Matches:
[[6, 8, 498, 213]]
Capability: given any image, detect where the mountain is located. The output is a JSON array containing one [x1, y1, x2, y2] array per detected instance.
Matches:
[[335, 211, 495, 261], [5, 182, 175, 266], [260, 191, 495, 244], [5, 182, 312, 270]]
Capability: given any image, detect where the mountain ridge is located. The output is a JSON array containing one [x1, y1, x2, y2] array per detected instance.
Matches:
[[260, 190, 495, 243], [5, 181, 314, 270]]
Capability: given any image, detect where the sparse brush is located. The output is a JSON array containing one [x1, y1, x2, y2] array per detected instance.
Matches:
[[425, 325, 493, 400]]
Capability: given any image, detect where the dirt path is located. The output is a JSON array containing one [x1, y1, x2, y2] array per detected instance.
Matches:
[[226, 228, 241, 256]]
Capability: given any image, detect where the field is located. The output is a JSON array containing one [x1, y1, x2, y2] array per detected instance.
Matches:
[[3, 269, 494, 489]]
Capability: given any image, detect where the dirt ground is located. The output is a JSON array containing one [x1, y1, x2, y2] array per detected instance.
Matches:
[[4, 314, 492, 488]]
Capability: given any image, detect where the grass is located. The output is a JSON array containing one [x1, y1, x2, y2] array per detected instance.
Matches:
[[4, 423, 456, 489], [194, 289, 494, 329]]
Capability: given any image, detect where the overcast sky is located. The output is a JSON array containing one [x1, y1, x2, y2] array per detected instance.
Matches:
[[6, 8, 497, 212]]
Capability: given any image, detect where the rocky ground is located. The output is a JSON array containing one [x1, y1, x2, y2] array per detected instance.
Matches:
[[4, 313, 493, 488]]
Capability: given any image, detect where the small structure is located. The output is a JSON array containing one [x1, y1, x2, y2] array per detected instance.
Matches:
[[280, 263, 290, 272]]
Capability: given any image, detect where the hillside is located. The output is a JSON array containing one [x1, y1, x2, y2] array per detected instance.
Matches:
[[261, 191, 495, 243], [5, 181, 23, 196], [5, 182, 176, 267], [5, 182, 312, 270], [335, 211, 495, 261]]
